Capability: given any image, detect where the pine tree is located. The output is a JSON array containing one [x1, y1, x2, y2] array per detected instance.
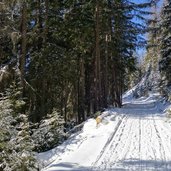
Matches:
[[159, 0, 171, 87], [19, 2, 27, 95], [145, 1, 160, 70], [0, 0, 155, 123]]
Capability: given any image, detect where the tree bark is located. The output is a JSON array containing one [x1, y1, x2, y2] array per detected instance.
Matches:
[[94, 0, 101, 111], [44, 0, 49, 43], [77, 56, 85, 123], [104, 34, 109, 108], [20, 3, 27, 96]]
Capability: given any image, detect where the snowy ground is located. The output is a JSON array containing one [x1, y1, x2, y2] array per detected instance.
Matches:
[[38, 92, 171, 171]]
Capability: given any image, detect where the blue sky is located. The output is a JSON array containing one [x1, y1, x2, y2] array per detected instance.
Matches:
[[131, 0, 163, 60], [132, 0, 163, 5]]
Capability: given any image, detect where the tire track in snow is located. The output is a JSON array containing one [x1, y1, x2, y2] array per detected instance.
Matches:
[[158, 121, 171, 154], [93, 101, 171, 171], [148, 118, 157, 161], [153, 117, 171, 170], [93, 101, 159, 170], [139, 117, 142, 170], [92, 115, 127, 169], [124, 116, 154, 171], [141, 117, 157, 170], [117, 118, 135, 161], [109, 118, 135, 162], [94, 116, 137, 170], [153, 119, 165, 159], [156, 121, 171, 170], [114, 117, 140, 170]]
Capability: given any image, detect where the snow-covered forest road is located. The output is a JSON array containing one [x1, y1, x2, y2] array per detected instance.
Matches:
[[94, 103, 171, 171], [39, 93, 171, 171]]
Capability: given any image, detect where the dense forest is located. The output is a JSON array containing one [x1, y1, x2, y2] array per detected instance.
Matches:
[[0, 0, 171, 170]]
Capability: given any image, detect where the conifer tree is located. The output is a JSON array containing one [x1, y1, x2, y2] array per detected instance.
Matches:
[[145, 1, 160, 70], [159, 0, 171, 87], [0, 0, 155, 123]]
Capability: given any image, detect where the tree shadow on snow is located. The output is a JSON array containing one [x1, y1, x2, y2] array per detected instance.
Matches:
[[43, 159, 171, 171], [45, 162, 92, 171], [38, 132, 85, 167], [98, 159, 171, 171], [110, 103, 166, 118]]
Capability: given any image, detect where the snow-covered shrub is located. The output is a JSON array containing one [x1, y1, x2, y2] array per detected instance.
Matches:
[[32, 109, 65, 152], [0, 98, 38, 171]]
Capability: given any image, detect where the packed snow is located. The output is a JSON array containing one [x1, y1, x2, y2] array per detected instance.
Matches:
[[38, 91, 171, 171]]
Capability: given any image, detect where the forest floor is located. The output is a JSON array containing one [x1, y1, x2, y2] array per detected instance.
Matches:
[[38, 91, 171, 171]]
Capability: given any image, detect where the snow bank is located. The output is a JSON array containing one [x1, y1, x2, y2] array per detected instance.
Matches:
[[37, 111, 118, 170]]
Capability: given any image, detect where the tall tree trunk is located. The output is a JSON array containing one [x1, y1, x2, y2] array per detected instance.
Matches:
[[43, 0, 49, 43], [152, 2, 158, 71], [36, 0, 43, 29], [40, 78, 46, 115], [77, 56, 85, 123], [94, 1, 101, 111], [80, 57, 85, 121], [104, 34, 110, 108], [20, 3, 27, 96]]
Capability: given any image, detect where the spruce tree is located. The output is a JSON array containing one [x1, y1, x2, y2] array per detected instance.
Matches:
[[159, 0, 171, 87], [0, 0, 156, 123]]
